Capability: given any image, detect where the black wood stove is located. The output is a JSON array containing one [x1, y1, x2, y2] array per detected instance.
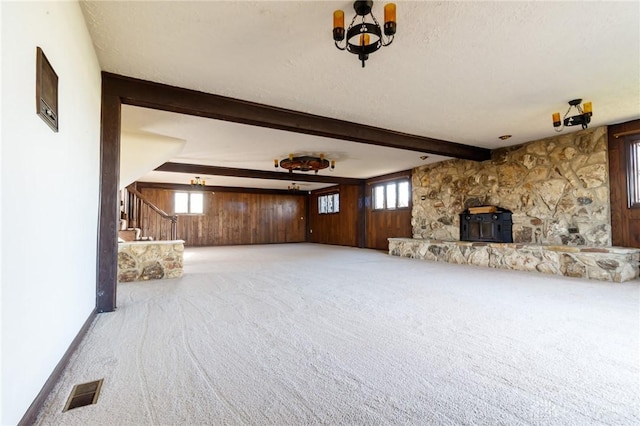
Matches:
[[460, 207, 513, 243]]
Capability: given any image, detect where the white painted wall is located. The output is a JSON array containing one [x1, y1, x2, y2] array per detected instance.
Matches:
[[1, 2, 101, 424]]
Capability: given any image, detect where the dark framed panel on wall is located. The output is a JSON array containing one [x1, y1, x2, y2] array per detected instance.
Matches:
[[36, 47, 59, 132]]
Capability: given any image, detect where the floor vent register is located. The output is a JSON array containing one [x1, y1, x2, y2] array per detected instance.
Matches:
[[63, 379, 104, 412]]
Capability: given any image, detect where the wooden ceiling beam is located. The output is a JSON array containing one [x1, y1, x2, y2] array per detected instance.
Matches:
[[103, 72, 491, 162], [155, 162, 364, 186], [136, 181, 309, 196]]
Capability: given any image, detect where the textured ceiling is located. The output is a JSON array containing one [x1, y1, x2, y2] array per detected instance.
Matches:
[[80, 0, 640, 189]]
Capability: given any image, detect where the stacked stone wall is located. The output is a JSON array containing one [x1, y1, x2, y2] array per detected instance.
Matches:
[[412, 127, 610, 246], [118, 240, 184, 282]]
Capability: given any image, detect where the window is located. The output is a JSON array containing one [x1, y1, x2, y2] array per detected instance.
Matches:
[[628, 137, 640, 208], [398, 181, 410, 208], [318, 193, 339, 214], [175, 192, 204, 214], [373, 180, 410, 210]]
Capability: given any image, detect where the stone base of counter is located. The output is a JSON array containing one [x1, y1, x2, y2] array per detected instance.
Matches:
[[118, 240, 184, 282], [388, 238, 639, 283]]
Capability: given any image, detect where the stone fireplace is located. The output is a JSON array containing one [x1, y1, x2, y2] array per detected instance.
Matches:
[[387, 126, 640, 283], [411, 127, 611, 246]]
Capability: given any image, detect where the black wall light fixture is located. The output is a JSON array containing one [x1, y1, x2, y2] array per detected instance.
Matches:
[[333, 0, 396, 68], [552, 99, 593, 132]]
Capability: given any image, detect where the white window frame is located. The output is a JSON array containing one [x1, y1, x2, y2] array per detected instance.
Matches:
[[175, 192, 204, 214], [372, 180, 410, 211], [318, 193, 339, 214], [627, 137, 640, 208]]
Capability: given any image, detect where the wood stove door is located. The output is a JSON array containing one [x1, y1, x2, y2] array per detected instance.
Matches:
[[468, 220, 494, 240]]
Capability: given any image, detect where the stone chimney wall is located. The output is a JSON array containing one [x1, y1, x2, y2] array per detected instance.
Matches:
[[412, 126, 611, 246]]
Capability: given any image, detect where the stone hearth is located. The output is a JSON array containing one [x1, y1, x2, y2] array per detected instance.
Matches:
[[388, 238, 639, 283]]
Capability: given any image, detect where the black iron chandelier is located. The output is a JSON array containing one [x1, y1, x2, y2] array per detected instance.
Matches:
[[190, 176, 205, 187], [274, 154, 335, 174], [552, 99, 593, 132], [333, 0, 396, 67]]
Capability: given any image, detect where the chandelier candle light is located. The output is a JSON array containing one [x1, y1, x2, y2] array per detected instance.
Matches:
[[190, 176, 205, 187], [552, 99, 593, 132], [333, 0, 396, 67]]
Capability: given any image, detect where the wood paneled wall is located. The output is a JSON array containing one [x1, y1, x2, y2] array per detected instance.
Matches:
[[140, 187, 307, 246], [365, 209, 412, 250], [137, 171, 411, 249], [308, 185, 360, 247], [365, 171, 413, 250], [307, 173, 413, 249]]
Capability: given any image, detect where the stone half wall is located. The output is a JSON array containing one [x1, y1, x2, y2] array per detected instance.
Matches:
[[412, 127, 610, 246], [388, 238, 639, 283], [118, 240, 184, 282]]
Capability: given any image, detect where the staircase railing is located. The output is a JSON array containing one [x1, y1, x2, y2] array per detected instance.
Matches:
[[125, 185, 177, 240]]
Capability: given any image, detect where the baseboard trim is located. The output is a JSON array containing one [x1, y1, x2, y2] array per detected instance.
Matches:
[[18, 308, 98, 425]]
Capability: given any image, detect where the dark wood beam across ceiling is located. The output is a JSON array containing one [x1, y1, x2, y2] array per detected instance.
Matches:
[[137, 181, 309, 196], [156, 162, 364, 186], [104, 73, 491, 162]]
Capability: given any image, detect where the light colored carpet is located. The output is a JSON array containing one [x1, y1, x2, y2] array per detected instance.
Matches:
[[36, 243, 639, 425]]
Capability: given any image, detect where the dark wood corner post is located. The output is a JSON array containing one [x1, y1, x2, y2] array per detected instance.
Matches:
[[96, 81, 121, 313], [357, 182, 367, 248], [304, 193, 311, 242]]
